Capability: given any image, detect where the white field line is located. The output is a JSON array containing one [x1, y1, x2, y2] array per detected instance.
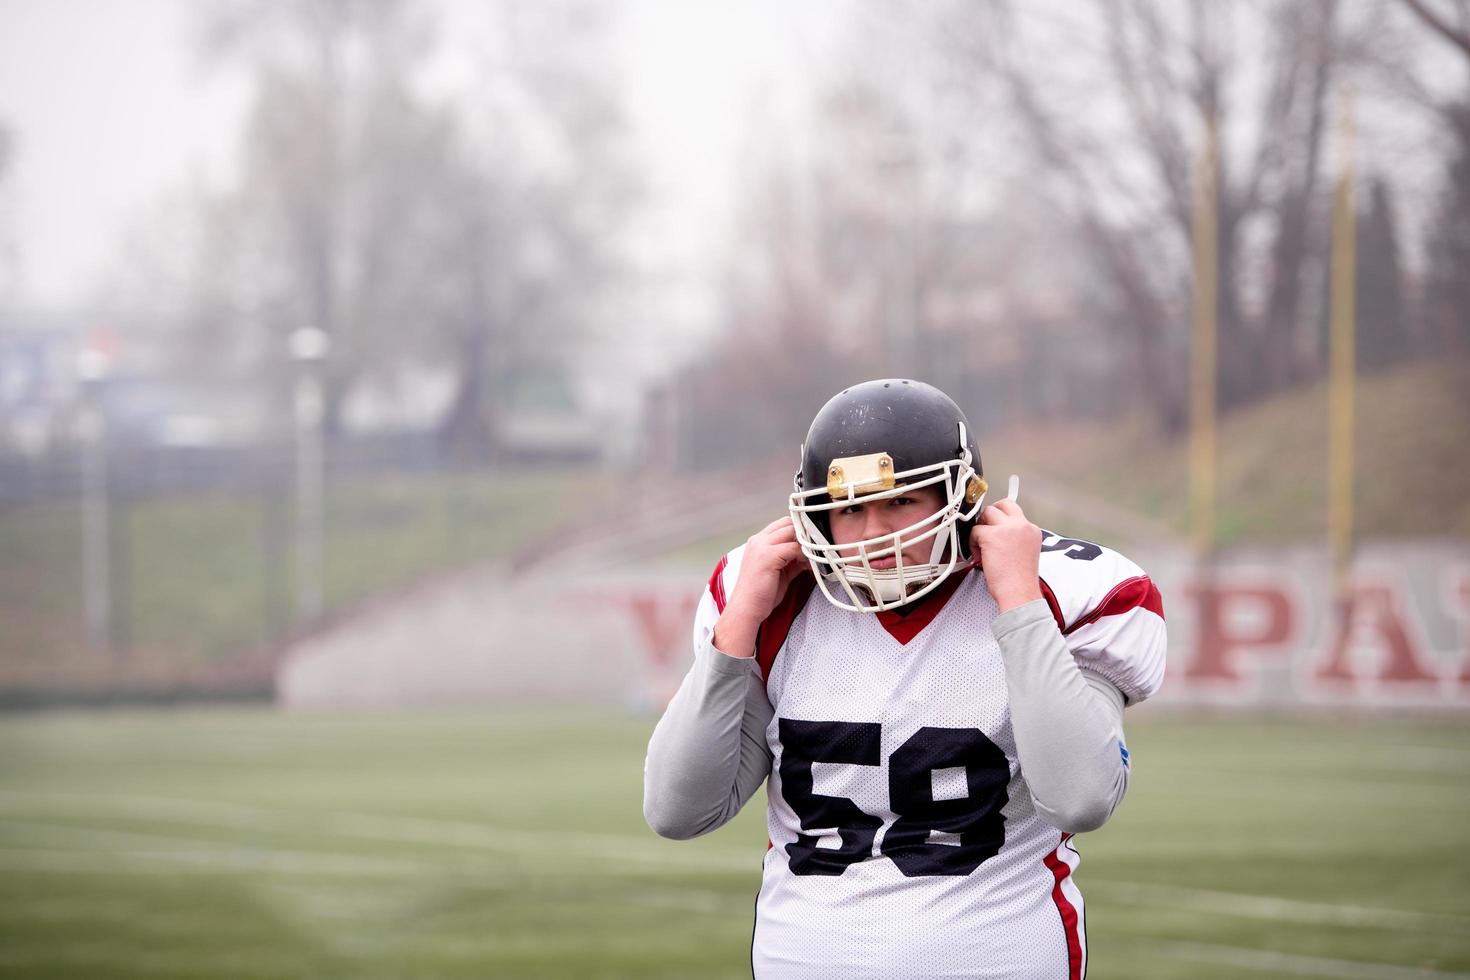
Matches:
[[0, 819, 305, 854], [4, 790, 1464, 941], [0, 894, 137, 925], [1397, 746, 1470, 771], [0, 819, 521, 881], [620, 884, 740, 914], [0, 836, 750, 881], [325, 810, 760, 873], [1190, 745, 1470, 775], [1146, 780, 1470, 814], [0, 823, 738, 916], [1155, 940, 1470, 979], [1094, 880, 1470, 936], [0, 848, 743, 924], [1150, 763, 1470, 791], [0, 788, 664, 855], [0, 846, 439, 878], [0, 938, 296, 978], [0, 789, 760, 875]]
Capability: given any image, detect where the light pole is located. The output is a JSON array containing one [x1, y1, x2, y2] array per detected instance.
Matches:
[[289, 326, 329, 625], [77, 345, 111, 657]]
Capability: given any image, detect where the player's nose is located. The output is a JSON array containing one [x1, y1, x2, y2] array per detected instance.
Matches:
[[860, 506, 894, 543]]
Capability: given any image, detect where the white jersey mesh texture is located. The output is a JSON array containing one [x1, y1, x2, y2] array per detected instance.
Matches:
[[756, 572, 1085, 980]]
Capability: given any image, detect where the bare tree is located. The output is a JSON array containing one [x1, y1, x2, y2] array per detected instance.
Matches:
[[183, 0, 630, 454], [1400, 0, 1470, 57], [1398, 0, 1470, 355], [431, 1, 634, 457], [691, 145, 880, 469], [922, 0, 1358, 432], [1354, 177, 1410, 370], [683, 14, 1131, 462], [1420, 103, 1470, 355], [185, 0, 458, 434]]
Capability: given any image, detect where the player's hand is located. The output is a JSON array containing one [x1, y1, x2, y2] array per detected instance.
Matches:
[[971, 499, 1043, 613], [713, 517, 806, 659], [729, 516, 807, 622]]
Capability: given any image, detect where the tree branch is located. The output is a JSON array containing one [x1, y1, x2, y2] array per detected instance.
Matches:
[[1103, 0, 1194, 242], [1399, 0, 1470, 61]]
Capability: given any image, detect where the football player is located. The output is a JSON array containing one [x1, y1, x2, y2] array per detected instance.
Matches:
[[644, 379, 1166, 980]]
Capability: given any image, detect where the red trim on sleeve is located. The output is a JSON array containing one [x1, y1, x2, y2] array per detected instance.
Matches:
[[756, 575, 816, 684], [1043, 833, 1084, 980], [707, 555, 729, 613], [1063, 574, 1163, 636], [1038, 578, 1066, 631]]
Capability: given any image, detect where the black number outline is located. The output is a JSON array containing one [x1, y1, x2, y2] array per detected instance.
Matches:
[[777, 719, 884, 875], [778, 721, 1010, 878], [884, 726, 1010, 877], [1040, 531, 1103, 561]]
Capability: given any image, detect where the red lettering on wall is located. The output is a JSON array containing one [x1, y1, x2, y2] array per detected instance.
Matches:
[[1317, 584, 1436, 684], [621, 593, 698, 668], [1186, 585, 1293, 681]]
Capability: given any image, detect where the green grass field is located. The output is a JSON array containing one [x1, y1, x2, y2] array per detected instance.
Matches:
[[0, 708, 1466, 979]]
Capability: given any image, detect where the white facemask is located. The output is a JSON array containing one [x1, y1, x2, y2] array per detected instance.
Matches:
[[789, 457, 986, 613]]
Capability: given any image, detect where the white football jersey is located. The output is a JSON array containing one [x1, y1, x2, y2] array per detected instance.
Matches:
[[694, 532, 1166, 980]]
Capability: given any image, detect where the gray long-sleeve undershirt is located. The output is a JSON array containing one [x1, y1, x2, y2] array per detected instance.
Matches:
[[643, 639, 774, 840], [993, 598, 1129, 832], [643, 597, 1129, 840]]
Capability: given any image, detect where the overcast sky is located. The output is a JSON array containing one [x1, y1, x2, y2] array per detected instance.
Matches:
[[4, 0, 1461, 331], [0, 0, 240, 306], [0, 0, 836, 316]]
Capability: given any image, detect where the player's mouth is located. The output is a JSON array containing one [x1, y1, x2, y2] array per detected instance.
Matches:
[[866, 556, 898, 569]]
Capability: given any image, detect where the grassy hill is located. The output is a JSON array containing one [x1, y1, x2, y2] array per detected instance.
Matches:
[[660, 358, 1470, 564], [987, 357, 1470, 550], [0, 468, 582, 703], [5, 359, 1463, 703]]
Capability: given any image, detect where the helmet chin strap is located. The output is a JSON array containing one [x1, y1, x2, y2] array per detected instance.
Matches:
[[839, 563, 943, 604], [835, 520, 957, 605]]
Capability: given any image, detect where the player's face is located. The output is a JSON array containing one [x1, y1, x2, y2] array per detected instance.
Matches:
[[828, 484, 947, 568]]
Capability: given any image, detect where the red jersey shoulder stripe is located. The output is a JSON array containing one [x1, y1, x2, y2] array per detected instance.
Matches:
[[1038, 578, 1066, 631], [707, 555, 729, 613], [1063, 574, 1163, 636]]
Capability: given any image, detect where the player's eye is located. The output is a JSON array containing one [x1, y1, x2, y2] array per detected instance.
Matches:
[[839, 503, 864, 515], [891, 495, 916, 506]]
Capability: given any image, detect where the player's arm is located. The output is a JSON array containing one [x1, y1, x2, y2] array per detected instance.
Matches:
[[642, 631, 774, 840], [991, 601, 1130, 833], [643, 519, 806, 840], [975, 500, 1132, 834]]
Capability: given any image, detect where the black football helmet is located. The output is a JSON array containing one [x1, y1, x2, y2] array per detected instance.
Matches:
[[789, 379, 987, 611]]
